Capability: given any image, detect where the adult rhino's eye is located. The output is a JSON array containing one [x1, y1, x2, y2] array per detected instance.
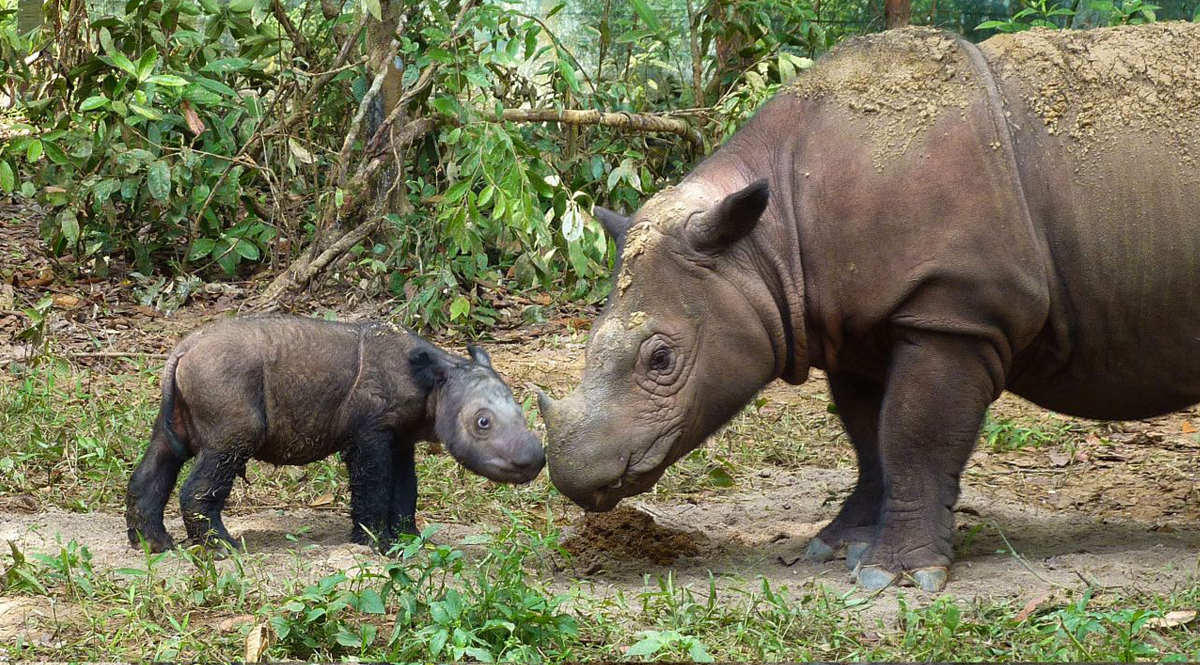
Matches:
[[649, 347, 672, 372]]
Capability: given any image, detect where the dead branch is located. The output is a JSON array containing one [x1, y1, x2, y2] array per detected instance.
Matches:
[[493, 108, 704, 147], [271, 0, 314, 60]]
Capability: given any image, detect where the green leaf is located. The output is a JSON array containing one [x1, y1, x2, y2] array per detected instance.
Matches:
[[194, 76, 237, 97], [26, 139, 43, 162], [428, 628, 448, 657], [202, 57, 252, 74], [0, 161, 13, 193], [688, 641, 715, 663], [361, 0, 382, 21], [357, 589, 385, 614], [189, 238, 216, 260], [226, 0, 254, 11], [108, 50, 139, 78], [233, 239, 259, 260], [449, 295, 470, 321], [130, 103, 163, 120], [136, 47, 158, 82], [217, 246, 239, 274], [147, 160, 171, 200], [147, 74, 188, 87], [707, 466, 734, 488], [59, 210, 80, 244], [625, 635, 663, 658], [335, 627, 364, 648], [557, 58, 581, 93], [42, 141, 69, 165], [629, 0, 663, 35], [79, 95, 110, 111]]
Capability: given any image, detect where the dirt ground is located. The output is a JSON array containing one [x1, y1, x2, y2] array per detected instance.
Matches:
[[3, 200, 1200, 638]]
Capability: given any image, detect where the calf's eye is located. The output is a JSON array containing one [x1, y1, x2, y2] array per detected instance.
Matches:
[[476, 415, 492, 430]]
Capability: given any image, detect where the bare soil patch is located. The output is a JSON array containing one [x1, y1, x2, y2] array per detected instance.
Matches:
[[561, 504, 715, 571]]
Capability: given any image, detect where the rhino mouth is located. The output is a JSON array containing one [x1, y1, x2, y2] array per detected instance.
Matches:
[[579, 429, 680, 511]]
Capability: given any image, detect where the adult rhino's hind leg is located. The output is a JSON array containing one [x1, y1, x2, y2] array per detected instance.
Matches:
[[806, 372, 885, 569], [853, 331, 995, 593]]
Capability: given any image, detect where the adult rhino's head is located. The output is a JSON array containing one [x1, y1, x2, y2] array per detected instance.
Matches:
[[539, 178, 807, 511]]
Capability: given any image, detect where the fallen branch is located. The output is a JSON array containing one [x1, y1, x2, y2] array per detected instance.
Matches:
[[64, 351, 169, 359], [493, 108, 704, 147], [249, 216, 383, 311]]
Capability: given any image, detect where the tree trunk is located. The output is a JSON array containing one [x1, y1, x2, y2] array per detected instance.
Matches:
[[366, 0, 411, 215], [685, 0, 704, 106], [885, 0, 911, 29]]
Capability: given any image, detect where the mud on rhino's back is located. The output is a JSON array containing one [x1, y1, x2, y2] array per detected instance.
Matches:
[[977, 24, 1200, 418]]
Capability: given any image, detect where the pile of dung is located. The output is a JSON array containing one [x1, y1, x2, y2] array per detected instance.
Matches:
[[981, 23, 1200, 173], [786, 26, 977, 171], [562, 504, 706, 569]]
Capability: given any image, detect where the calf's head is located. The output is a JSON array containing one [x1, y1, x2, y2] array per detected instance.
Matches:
[[411, 345, 544, 483], [540, 179, 789, 511]]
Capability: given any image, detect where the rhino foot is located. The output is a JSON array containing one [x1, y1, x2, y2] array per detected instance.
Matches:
[[845, 541, 870, 570], [853, 564, 949, 592], [804, 537, 838, 562]]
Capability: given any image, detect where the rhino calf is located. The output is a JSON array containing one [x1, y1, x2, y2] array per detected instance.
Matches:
[[126, 315, 544, 552]]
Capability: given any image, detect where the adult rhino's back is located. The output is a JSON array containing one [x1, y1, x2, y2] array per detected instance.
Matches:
[[979, 24, 1200, 418]]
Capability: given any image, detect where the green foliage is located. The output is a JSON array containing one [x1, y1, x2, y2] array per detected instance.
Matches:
[[980, 412, 1083, 452], [976, 0, 1076, 32], [262, 523, 579, 661], [0, 0, 296, 275], [1093, 0, 1162, 24]]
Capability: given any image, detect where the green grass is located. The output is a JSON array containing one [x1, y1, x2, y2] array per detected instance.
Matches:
[[3, 532, 1200, 661], [4, 361, 1200, 661]]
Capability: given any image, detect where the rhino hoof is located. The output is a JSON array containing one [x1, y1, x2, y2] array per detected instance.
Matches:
[[911, 567, 949, 592], [845, 541, 869, 570], [855, 564, 900, 591], [805, 537, 837, 562]]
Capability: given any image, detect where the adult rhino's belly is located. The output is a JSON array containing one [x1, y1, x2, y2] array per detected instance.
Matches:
[[1008, 240, 1200, 421]]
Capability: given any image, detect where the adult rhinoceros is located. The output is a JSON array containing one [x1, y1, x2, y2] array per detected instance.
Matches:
[[537, 23, 1200, 591]]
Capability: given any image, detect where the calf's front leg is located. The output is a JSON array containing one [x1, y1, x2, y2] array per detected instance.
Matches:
[[854, 330, 1000, 592]]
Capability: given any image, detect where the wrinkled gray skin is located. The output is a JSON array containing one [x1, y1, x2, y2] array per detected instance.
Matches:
[[126, 315, 544, 553], [540, 25, 1200, 592]]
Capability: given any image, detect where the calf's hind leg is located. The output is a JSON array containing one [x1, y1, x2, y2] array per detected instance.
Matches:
[[178, 421, 257, 549], [126, 414, 189, 552]]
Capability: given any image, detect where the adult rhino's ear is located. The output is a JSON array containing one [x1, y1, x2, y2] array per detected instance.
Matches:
[[686, 179, 770, 253], [594, 207, 633, 245], [466, 344, 492, 368], [410, 348, 453, 391]]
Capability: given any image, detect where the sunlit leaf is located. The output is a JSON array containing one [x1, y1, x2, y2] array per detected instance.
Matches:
[[147, 160, 171, 200]]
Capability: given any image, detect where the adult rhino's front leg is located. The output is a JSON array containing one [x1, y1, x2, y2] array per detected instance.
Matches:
[[853, 330, 997, 592], [806, 372, 885, 569]]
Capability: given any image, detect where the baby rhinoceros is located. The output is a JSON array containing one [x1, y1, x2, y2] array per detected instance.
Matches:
[[125, 315, 544, 553]]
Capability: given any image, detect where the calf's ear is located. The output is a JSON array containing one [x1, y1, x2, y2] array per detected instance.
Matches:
[[686, 179, 769, 253], [467, 344, 492, 368], [410, 348, 453, 390]]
